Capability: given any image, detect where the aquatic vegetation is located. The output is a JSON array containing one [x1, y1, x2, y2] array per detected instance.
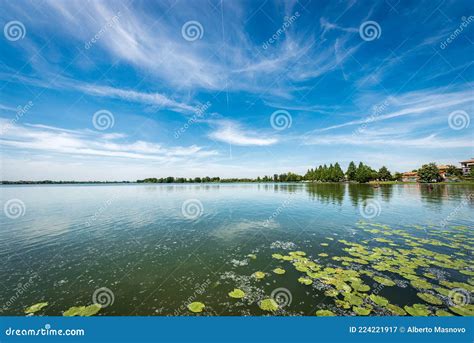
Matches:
[[344, 293, 363, 306], [386, 304, 406, 316], [315, 309, 335, 316], [272, 253, 283, 260], [259, 299, 279, 312], [247, 254, 257, 260], [187, 302, 205, 313], [298, 277, 313, 285], [372, 276, 396, 286], [320, 243, 329, 247], [335, 300, 351, 309], [353, 306, 371, 315], [449, 305, 474, 316], [410, 279, 433, 289], [63, 304, 101, 317], [435, 309, 454, 316], [324, 289, 338, 297], [25, 302, 48, 314], [416, 293, 442, 305], [318, 253, 328, 257], [369, 294, 389, 306], [273, 268, 286, 275], [253, 271, 266, 279], [228, 289, 246, 299], [404, 304, 430, 316]]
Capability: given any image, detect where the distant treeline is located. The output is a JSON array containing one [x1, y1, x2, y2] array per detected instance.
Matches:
[[0, 180, 132, 185], [137, 162, 399, 184]]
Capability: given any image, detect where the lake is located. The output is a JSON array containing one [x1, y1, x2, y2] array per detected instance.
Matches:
[[0, 183, 473, 316]]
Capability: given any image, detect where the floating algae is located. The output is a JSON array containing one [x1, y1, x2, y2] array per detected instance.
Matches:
[[228, 289, 246, 299], [25, 302, 48, 314], [187, 302, 205, 313]]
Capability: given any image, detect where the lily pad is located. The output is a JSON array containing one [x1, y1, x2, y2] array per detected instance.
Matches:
[[449, 305, 474, 316], [253, 271, 265, 279], [63, 304, 101, 317], [273, 268, 286, 275], [25, 302, 48, 314], [410, 279, 433, 289], [228, 289, 246, 299], [404, 304, 430, 316], [387, 304, 406, 316], [259, 299, 279, 312], [187, 302, 205, 313], [435, 309, 454, 316], [416, 292, 442, 305], [247, 254, 257, 260], [373, 276, 396, 286], [298, 277, 313, 285], [318, 253, 328, 257], [272, 253, 283, 260], [369, 294, 389, 306], [315, 309, 335, 316], [353, 306, 371, 315]]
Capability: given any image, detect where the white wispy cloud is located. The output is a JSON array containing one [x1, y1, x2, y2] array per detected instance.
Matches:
[[0, 119, 218, 161], [208, 120, 278, 146]]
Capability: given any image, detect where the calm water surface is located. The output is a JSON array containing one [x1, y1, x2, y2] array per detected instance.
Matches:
[[1, 183, 473, 316]]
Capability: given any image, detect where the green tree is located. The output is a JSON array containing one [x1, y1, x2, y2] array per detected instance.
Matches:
[[334, 162, 345, 182], [378, 166, 392, 181], [346, 161, 357, 181], [418, 163, 441, 183], [446, 165, 461, 177], [393, 172, 403, 181]]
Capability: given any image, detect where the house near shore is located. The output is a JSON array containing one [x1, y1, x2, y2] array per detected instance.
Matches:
[[460, 158, 474, 175], [402, 171, 418, 182]]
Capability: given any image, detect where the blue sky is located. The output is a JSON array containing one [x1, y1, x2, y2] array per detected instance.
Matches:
[[0, 0, 473, 181]]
